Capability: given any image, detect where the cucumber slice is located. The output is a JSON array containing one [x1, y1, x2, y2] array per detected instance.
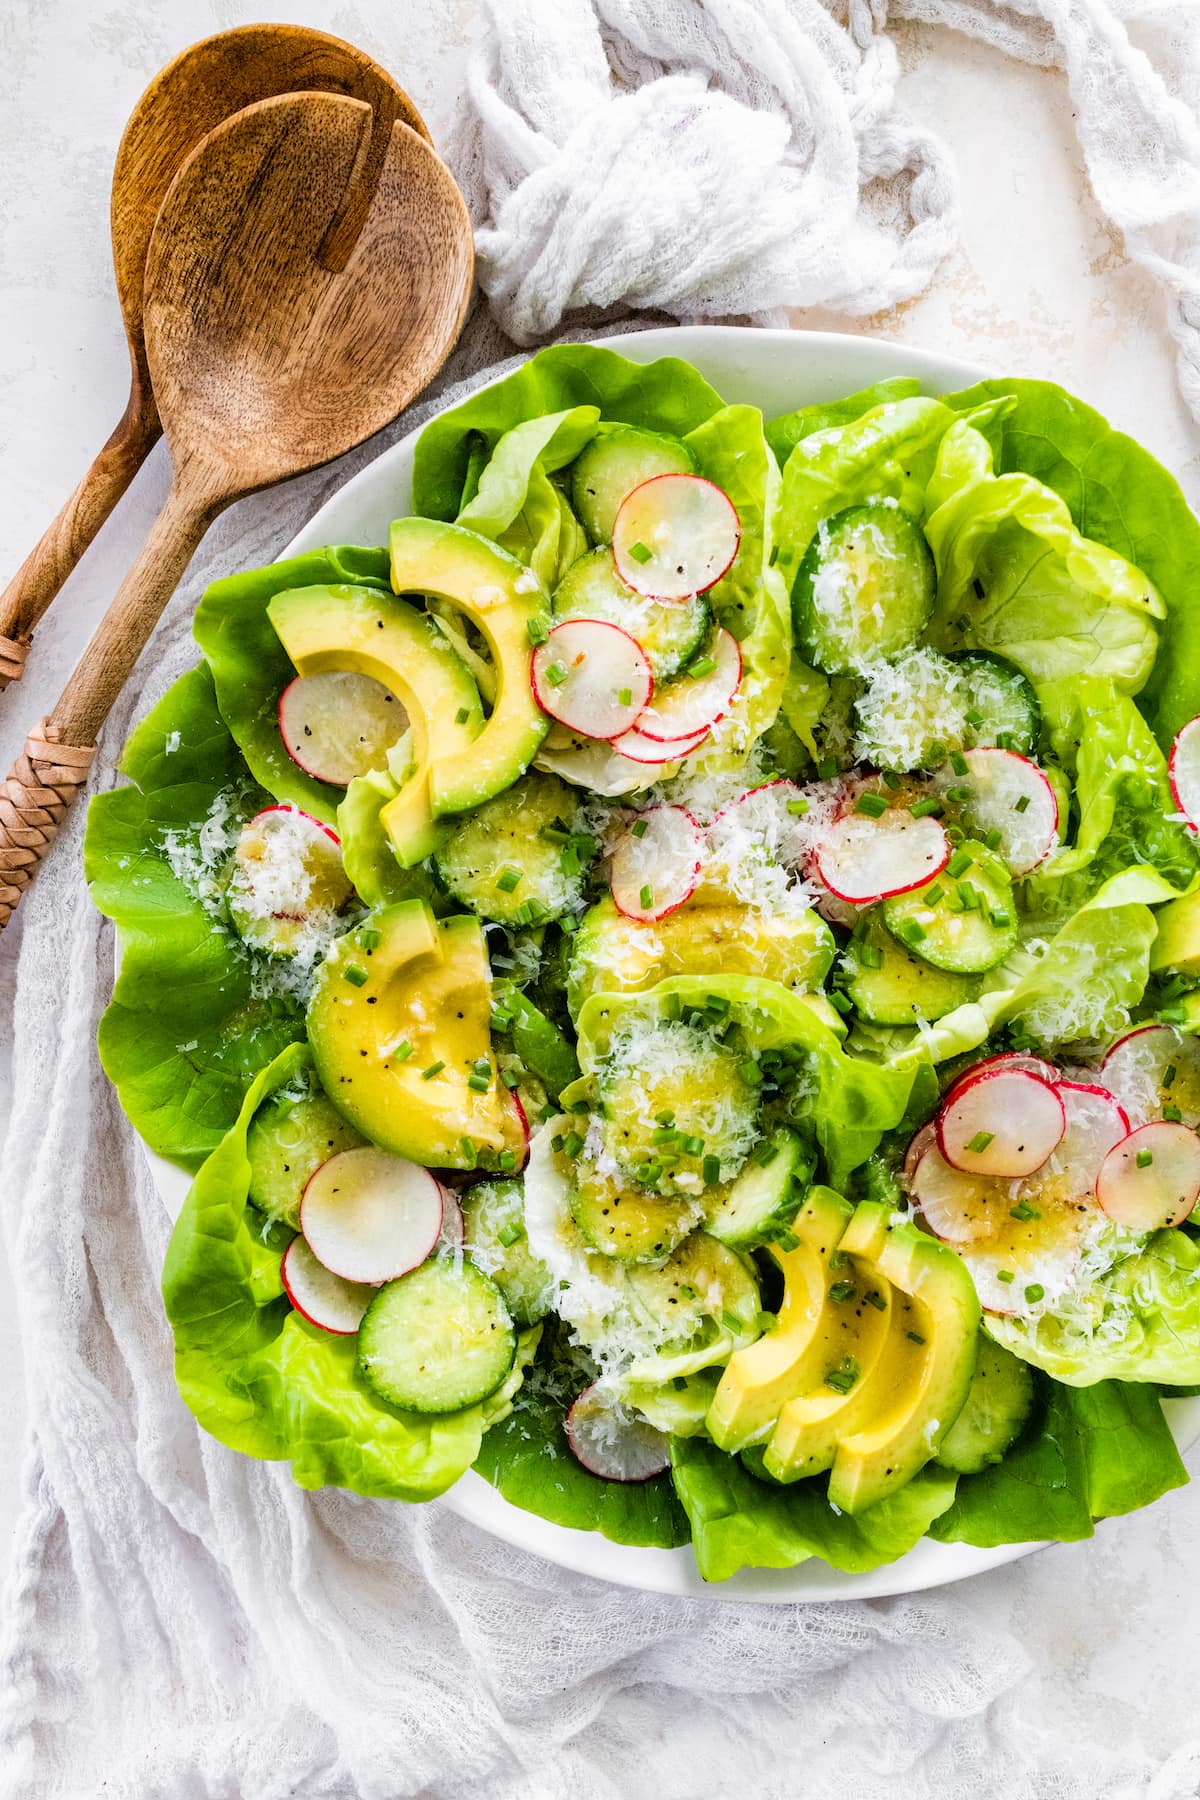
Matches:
[[595, 1018, 762, 1194], [882, 840, 1018, 974], [953, 651, 1041, 755], [357, 1259, 515, 1413], [936, 1337, 1034, 1474], [704, 1128, 810, 1248], [461, 1178, 554, 1325], [843, 913, 981, 1026], [623, 1230, 761, 1345], [569, 1165, 700, 1262], [247, 1084, 364, 1229], [793, 504, 935, 675], [570, 426, 696, 544], [434, 773, 592, 925], [553, 549, 709, 680]]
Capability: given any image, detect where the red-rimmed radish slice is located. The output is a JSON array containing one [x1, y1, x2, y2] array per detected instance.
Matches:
[[531, 619, 653, 741], [564, 1383, 671, 1482], [810, 877, 861, 928], [938, 1068, 1065, 1178], [815, 810, 949, 905], [610, 805, 703, 922], [435, 1183, 465, 1254], [956, 1230, 1083, 1317], [279, 671, 406, 787], [300, 1147, 443, 1284], [944, 1051, 1059, 1100], [902, 1121, 938, 1189], [910, 1143, 1013, 1244], [1100, 1022, 1200, 1128], [634, 628, 741, 742], [1096, 1120, 1200, 1230], [1169, 715, 1200, 830], [281, 1235, 374, 1335], [1034, 1081, 1129, 1205], [610, 722, 710, 765], [941, 749, 1058, 877], [612, 474, 740, 600], [227, 805, 352, 954]]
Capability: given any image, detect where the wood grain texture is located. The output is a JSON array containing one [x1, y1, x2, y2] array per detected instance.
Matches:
[[0, 85, 473, 927], [0, 24, 427, 669]]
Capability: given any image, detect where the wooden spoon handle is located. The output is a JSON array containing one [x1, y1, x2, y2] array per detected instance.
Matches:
[[0, 396, 161, 688], [0, 476, 217, 929]]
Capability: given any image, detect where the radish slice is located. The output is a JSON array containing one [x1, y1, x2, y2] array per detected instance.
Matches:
[[634, 628, 742, 742], [1096, 1120, 1200, 1230], [564, 1383, 671, 1482], [815, 810, 949, 905], [609, 722, 710, 765], [903, 1121, 938, 1190], [300, 1147, 443, 1284], [1100, 1023, 1200, 1128], [435, 1184, 465, 1254], [531, 619, 653, 741], [944, 1052, 1059, 1099], [281, 1235, 374, 1334], [938, 1068, 1065, 1178], [612, 474, 740, 601], [957, 1232, 1083, 1318], [938, 748, 1058, 877], [226, 805, 352, 955], [810, 876, 861, 928], [610, 805, 703, 922], [911, 1144, 1013, 1244], [1036, 1081, 1129, 1204], [278, 671, 406, 787], [503, 1088, 531, 1173], [1169, 715, 1200, 830]]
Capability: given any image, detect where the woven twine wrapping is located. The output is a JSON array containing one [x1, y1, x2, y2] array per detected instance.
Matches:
[[0, 634, 30, 687], [0, 718, 96, 925]]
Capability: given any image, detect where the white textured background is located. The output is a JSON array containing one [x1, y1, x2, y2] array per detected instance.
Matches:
[[3, 1, 1200, 1788]]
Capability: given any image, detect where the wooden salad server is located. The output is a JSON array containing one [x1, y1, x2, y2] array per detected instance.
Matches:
[[0, 88, 473, 929], [0, 23, 428, 690]]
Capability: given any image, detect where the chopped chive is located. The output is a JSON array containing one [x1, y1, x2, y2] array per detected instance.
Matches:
[[459, 1137, 478, 1168], [928, 740, 947, 765], [343, 964, 368, 987], [468, 1072, 491, 1092], [786, 797, 809, 816], [394, 1040, 414, 1062], [688, 656, 717, 679], [865, 1288, 887, 1311], [1163, 1103, 1183, 1122], [946, 824, 965, 844], [824, 1358, 860, 1395], [737, 1059, 763, 1086], [359, 928, 381, 951], [497, 1150, 517, 1173], [639, 883, 654, 910], [562, 1130, 585, 1158], [703, 1154, 721, 1185], [721, 1309, 744, 1334], [950, 750, 969, 776], [946, 784, 973, 804], [683, 1134, 706, 1157], [777, 1229, 800, 1252], [957, 880, 979, 911], [860, 942, 884, 969], [1165, 1063, 1178, 1088], [627, 818, 649, 843], [966, 1130, 994, 1153], [983, 827, 1003, 852], [527, 615, 550, 646], [855, 792, 888, 818], [497, 1220, 523, 1248], [618, 686, 633, 707], [1014, 793, 1031, 814], [545, 662, 568, 687], [1024, 1283, 1045, 1304], [500, 1067, 522, 1091], [924, 882, 946, 906], [638, 1160, 663, 1185], [997, 1269, 1015, 1284], [455, 706, 471, 725], [947, 848, 973, 878], [422, 1060, 446, 1080], [990, 908, 1012, 929], [628, 541, 653, 564], [910, 797, 945, 821], [827, 989, 852, 1014], [655, 1107, 675, 1126], [995, 732, 1015, 750], [496, 866, 523, 893], [652, 1125, 678, 1145], [491, 1007, 514, 1032], [1136, 1148, 1154, 1168], [883, 771, 903, 791], [1009, 1199, 1041, 1221], [705, 993, 731, 1016], [901, 920, 927, 944], [907, 1329, 927, 1345], [829, 1280, 857, 1303]]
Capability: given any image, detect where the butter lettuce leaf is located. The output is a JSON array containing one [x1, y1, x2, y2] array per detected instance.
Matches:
[[84, 666, 304, 1169], [194, 546, 392, 826], [930, 1373, 1186, 1547], [165, 1045, 534, 1499], [766, 376, 922, 470], [455, 405, 597, 590], [669, 1436, 957, 1581]]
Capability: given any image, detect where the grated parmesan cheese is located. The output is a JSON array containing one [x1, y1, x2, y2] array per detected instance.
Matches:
[[852, 647, 970, 772]]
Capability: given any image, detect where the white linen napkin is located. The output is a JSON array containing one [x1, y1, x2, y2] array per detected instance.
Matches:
[[4, 3, 1200, 1795]]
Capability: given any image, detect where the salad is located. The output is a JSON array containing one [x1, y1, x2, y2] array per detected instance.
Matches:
[[87, 343, 1200, 1583]]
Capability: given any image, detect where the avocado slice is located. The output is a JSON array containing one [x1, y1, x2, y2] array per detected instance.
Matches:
[[567, 897, 835, 1017], [707, 1185, 853, 1452], [826, 1204, 980, 1513], [1150, 888, 1200, 977], [389, 518, 550, 816], [306, 900, 514, 1169], [268, 584, 482, 866]]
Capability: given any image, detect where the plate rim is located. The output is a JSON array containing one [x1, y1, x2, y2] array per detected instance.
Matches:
[[146, 323, 1200, 1601]]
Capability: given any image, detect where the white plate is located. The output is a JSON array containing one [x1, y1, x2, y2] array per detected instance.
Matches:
[[146, 325, 1200, 1600]]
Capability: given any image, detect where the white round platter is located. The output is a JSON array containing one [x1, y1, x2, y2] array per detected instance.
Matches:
[[145, 325, 1200, 1600]]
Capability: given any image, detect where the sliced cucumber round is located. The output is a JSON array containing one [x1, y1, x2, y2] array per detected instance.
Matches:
[[552, 548, 709, 680], [624, 1230, 761, 1345], [703, 1127, 810, 1249], [952, 651, 1041, 756], [882, 840, 1018, 974], [569, 1165, 699, 1262], [570, 426, 696, 545], [247, 1084, 364, 1229], [357, 1259, 515, 1413], [596, 1019, 762, 1194], [792, 503, 935, 675], [936, 1337, 1034, 1474], [461, 1178, 554, 1325], [434, 773, 592, 925], [842, 913, 982, 1026]]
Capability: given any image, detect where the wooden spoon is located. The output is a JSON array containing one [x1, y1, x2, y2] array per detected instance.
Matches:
[[0, 89, 473, 927], [0, 24, 428, 688]]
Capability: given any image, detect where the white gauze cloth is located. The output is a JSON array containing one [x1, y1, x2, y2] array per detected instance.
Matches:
[[5, 2, 1200, 1796]]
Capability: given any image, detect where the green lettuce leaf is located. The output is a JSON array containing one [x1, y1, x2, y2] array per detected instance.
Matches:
[[942, 376, 1200, 749], [765, 376, 923, 470], [455, 405, 598, 590], [474, 1324, 690, 1548], [987, 1228, 1200, 1387], [194, 546, 391, 825], [669, 1436, 957, 1581], [164, 1044, 535, 1499], [84, 666, 304, 1169], [924, 415, 1162, 694], [412, 344, 727, 524], [930, 1373, 1186, 1546]]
